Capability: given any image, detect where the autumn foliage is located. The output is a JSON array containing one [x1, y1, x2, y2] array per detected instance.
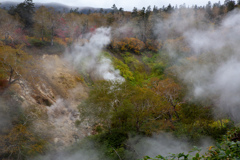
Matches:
[[164, 37, 191, 54], [111, 38, 145, 54], [0, 124, 47, 159], [145, 39, 162, 52], [0, 2, 238, 160], [110, 38, 162, 54]]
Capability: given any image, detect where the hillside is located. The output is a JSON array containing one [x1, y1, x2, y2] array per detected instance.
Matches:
[[0, 0, 240, 160]]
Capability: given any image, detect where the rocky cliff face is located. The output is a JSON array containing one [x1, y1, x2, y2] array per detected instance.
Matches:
[[7, 54, 90, 150]]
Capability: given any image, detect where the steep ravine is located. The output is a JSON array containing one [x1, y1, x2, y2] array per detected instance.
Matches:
[[11, 54, 90, 150]]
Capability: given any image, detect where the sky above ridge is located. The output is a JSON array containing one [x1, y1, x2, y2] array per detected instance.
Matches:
[[5, 0, 225, 11]]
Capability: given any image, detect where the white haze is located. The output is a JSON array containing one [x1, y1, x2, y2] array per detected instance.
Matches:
[[0, 99, 11, 131], [36, 27, 124, 158], [7, 0, 226, 11], [65, 27, 124, 82], [33, 144, 107, 160], [128, 133, 213, 159], [28, 9, 240, 160], [155, 9, 240, 123]]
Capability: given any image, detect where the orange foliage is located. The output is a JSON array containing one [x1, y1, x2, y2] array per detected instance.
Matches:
[[111, 37, 145, 54], [0, 124, 47, 158], [145, 39, 162, 52], [54, 37, 68, 46], [150, 77, 182, 121], [150, 78, 181, 107]]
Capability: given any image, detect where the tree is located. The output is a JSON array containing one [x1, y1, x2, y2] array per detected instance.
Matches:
[[132, 7, 138, 17], [12, 0, 35, 30], [79, 81, 163, 133], [225, 0, 235, 12], [111, 4, 118, 14], [0, 104, 48, 159], [129, 86, 161, 132], [33, 6, 49, 41], [55, 17, 68, 41], [0, 9, 21, 44], [46, 7, 59, 46], [119, 7, 124, 16], [138, 6, 152, 42], [79, 81, 131, 129], [0, 124, 47, 159], [107, 14, 115, 26], [87, 9, 91, 15], [111, 37, 145, 54], [99, 8, 104, 14], [33, 6, 50, 41], [153, 5, 159, 15], [65, 12, 83, 42], [212, 3, 221, 18], [206, 1, 213, 19], [0, 44, 33, 86], [165, 4, 174, 13], [150, 78, 182, 122], [139, 7, 145, 18]]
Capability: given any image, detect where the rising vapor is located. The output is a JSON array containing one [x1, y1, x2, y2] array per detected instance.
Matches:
[[64, 27, 124, 82], [155, 9, 240, 123], [128, 133, 212, 159]]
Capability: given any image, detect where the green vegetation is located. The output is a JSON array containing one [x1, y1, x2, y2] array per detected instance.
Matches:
[[0, 91, 49, 159], [113, 57, 135, 81], [0, 0, 240, 159], [141, 128, 240, 160]]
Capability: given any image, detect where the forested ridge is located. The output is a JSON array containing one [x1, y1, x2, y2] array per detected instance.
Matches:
[[0, 0, 240, 159]]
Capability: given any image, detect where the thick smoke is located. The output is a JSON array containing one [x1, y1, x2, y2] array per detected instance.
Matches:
[[155, 9, 240, 122], [65, 27, 124, 82]]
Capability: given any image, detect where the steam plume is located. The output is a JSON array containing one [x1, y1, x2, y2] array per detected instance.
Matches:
[[64, 27, 124, 82], [155, 9, 240, 122], [128, 133, 212, 159]]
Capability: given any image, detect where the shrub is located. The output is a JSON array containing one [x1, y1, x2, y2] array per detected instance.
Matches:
[[113, 57, 134, 81], [111, 38, 145, 54], [141, 128, 240, 160], [97, 130, 128, 148], [152, 63, 165, 75], [145, 39, 162, 52], [29, 38, 47, 48]]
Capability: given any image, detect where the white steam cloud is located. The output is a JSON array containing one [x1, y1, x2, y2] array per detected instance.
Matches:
[[0, 99, 11, 131], [128, 133, 212, 159], [46, 98, 84, 149], [65, 27, 124, 82], [155, 9, 240, 122], [43, 27, 125, 152], [34, 146, 106, 160]]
